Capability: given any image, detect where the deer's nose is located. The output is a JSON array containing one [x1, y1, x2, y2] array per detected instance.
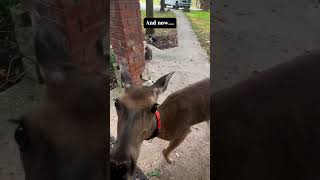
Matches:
[[110, 158, 134, 180]]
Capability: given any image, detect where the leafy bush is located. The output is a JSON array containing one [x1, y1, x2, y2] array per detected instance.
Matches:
[[110, 49, 116, 65], [0, 0, 20, 13]]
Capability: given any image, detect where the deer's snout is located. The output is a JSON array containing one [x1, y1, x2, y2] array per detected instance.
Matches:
[[110, 151, 135, 180]]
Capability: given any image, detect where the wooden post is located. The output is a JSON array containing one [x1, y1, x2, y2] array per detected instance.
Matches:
[[160, 0, 165, 12], [146, 0, 155, 35]]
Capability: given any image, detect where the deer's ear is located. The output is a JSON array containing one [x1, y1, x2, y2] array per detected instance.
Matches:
[[34, 18, 74, 86], [34, 20, 70, 68], [8, 115, 27, 125], [151, 72, 175, 95], [120, 65, 133, 88]]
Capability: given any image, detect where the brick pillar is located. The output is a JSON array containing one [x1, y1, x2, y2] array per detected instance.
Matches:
[[23, 0, 108, 73], [110, 0, 145, 84]]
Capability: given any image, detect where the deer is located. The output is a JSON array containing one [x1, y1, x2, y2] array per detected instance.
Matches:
[[110, 70, 210, 179], [8, 18, 108, 180], [213, 50, 320, 180]]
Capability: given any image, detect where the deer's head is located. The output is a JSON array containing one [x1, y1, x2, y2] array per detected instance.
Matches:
[[110, 69, 174, 179], [10, 19, 107, 180]]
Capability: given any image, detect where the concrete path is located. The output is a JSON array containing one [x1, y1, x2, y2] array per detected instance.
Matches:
[[0, 79, 45, 180], [110, 9, 210, 180]]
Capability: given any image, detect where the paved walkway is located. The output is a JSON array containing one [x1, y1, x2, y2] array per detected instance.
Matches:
[[110, 9, 210, 180], [0, 79, 45, 180]]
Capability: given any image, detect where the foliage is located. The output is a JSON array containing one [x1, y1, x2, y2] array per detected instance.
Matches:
[[109, 49, 117, 74], [110, 49, 116, 65], [146, 168, 161, 177], [0, 0, 20, 13]]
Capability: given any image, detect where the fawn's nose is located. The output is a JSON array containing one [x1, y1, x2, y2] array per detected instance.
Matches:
[[110, 148, 135, 180], [110, 158, 134, 180]]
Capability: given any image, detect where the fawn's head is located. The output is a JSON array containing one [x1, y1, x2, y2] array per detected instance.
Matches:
[[110, 70, 174, 179], [10, 20, 107, 180]]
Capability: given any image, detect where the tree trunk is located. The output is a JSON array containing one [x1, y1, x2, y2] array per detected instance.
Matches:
[[199, 0, 210, 11], [160, 0, 165, 12], [146, 0, 155, 35]]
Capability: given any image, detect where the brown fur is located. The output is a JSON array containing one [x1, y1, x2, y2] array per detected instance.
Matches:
[[111, 71, 210, 179], [13, 65, 107, 180], [11, 19, 107, 180], [214, 51, 320, 180], [158, 78, 210, 163]]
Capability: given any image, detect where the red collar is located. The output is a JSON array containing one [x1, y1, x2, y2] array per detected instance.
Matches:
[[145, 110, 161, 140], [155, 110, 161, 129]]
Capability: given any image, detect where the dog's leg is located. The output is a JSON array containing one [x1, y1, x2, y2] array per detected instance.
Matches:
[[162, 129, 190, 164]]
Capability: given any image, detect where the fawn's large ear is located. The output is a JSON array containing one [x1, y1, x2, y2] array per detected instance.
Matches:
[[120, 65, 133, 89], [151, 72, 175, 95], [8, 115, 27, 125], [34, 20, 70, 67], [33, 16, 72, 86]]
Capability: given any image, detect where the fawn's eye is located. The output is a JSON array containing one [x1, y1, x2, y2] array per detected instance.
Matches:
[[114, 99, 120, 110], [14, 123, 29, 152], [151, 103, 159, 113]]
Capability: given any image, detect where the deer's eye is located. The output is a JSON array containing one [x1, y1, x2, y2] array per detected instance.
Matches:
[[14, 123, 29, 152], [151, 103, 158, 113], [114, 99, 120, 110]]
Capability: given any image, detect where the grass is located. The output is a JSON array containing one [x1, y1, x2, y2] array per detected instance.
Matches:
[[146, 168, 161, 178], [184, 10, 210, 55], [140, 10, 176, 36]]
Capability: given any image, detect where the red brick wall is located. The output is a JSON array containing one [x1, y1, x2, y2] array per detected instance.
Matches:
[[110, 0, 145, 84], [23, 0, 108, 73]]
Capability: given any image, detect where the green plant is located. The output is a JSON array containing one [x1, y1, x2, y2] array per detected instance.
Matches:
[[109, 49, 117, 76], [110, 49, 116, 64], [147, 168, 161, 178], [0, 0, 20, 13]]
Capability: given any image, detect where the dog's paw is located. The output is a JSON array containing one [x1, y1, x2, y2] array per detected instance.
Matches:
[[162, 149, 175, 165]]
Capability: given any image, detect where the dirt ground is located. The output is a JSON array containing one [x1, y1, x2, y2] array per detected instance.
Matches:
[[110, 9, 210, 180]]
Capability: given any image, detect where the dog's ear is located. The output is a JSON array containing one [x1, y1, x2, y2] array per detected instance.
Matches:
[[151, 72, 175, 95]]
